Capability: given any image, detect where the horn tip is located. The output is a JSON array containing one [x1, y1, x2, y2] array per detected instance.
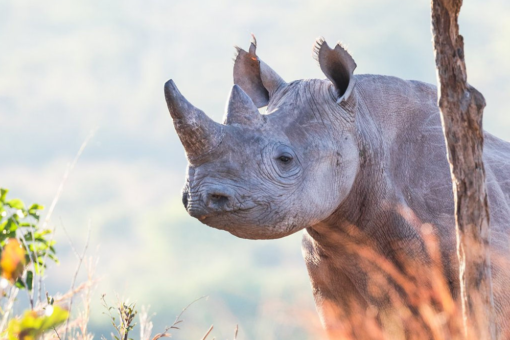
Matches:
[[164, 79, 181, 103], [164, 79, 176, 92], [230, 84, 249, 100], [164, 79, 184, 120]]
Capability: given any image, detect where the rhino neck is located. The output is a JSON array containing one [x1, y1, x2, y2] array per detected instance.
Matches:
[[302, 99, 400, 327], [307, 75, 446, 250], [307, 89, 390, 246], [305, 79, 433, 276]]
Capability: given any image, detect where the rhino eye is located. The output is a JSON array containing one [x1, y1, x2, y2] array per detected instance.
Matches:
[[278, 154, 293, 164]]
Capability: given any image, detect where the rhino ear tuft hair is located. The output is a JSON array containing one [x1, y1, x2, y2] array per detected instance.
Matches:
[[249, 33, 257, 54], [223, 85, 263, 127], [233, 35, 286, 108], [314, 37, 357, 103]]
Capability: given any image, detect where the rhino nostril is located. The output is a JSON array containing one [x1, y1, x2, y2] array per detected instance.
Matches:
[[204, 189, 234, 212], [210, 193, 229, 205], [182, 191, 189, 209]]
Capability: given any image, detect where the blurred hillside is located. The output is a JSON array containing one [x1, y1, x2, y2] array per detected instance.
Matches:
[[0, 0, 509, 339]]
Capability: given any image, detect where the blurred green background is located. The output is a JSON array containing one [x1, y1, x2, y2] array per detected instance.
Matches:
[[1, 0, 509, 339]]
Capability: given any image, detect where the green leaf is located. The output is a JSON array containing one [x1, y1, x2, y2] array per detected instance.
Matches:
[[0, 220, 7, 232], [7, 305, 69, 340], [35, 229, 52, 237], [14, 278, 25, 289], [28, 204, 44, 212], [26, 270, 33, 291], [48, 253, 59, 264], [0, 189, 8, 203], [6, 199, 24, 210], [5, 219, 17, 233], [34, 237, 49, 244], [41, 305, 69, 329]]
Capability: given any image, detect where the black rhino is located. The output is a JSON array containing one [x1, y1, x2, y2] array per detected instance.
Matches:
[[164, 37, 510, 339]]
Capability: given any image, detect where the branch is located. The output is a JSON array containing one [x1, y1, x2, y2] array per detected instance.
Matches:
[[431, 0, 496, 338]]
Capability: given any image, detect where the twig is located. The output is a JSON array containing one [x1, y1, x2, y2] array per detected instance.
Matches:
[[35, 280, 96, 312], [41, 129, 96, 231], [100, 295, 122, 336], [146, 296, 206, 340], [62, 220, 92, 340], [16, 225, 37, 309], [234, 325, 238, 340], [0, 287, 20, 332], [78, 257, 97, 339], [60, 218, 80, 259], [53, 326, 62, 340], [38, 222, 57, 304], [38, 129, 96, 302], [27, 213, 38, 305], [12, 215, 41, 308], [170, 296, 207, 330], [201, 325, 214, 340]]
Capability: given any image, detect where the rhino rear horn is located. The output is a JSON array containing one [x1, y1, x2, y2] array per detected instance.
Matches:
[[314, 37, 357, 103], [223, 85, 263, 127], [233, 35, 286, 108], [164, 80, 223, 158]]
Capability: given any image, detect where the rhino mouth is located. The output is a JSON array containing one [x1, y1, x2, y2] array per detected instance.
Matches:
[[186, 195, 258, 221], [194, 203, 258, 221], [183, 186, 279, 235]]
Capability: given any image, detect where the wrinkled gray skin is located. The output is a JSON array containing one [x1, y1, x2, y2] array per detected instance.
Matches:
[[164, 37, 510, 338]]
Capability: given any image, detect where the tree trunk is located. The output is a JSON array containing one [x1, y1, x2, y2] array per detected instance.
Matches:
[[431, 0, 496, 339]]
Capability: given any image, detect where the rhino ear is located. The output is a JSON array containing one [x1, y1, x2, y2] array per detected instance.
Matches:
[[233, 35, 286, 108], [314, 37, 357, 103]]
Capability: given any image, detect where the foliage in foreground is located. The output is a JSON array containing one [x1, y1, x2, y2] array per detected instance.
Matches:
[[0, 189, 239, 340], [0, 188, 66, 339], [7, 306, 69, 340], [0, 188, 58, 291]]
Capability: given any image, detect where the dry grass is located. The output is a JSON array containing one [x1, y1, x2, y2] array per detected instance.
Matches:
[[3, 227, 502, 340], [25, 227, 506, 340], [302, 224, 507, 340]]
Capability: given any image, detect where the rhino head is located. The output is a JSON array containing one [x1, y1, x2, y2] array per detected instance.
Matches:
[[165, 37, 360, 240]]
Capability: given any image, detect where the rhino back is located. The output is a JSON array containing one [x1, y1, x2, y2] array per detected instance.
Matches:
[[355, 74, 510, 237], [354, 75, 510, 303]]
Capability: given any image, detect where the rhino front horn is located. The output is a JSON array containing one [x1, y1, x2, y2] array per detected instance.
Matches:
[[223, 85, 263, 127], [164, 80, 223, 158]]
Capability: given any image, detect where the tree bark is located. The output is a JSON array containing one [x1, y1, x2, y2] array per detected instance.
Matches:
[[431, 0, 496, 338]]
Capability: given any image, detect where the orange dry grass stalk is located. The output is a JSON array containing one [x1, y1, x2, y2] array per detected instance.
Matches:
[[310, 224, 500, 340]]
